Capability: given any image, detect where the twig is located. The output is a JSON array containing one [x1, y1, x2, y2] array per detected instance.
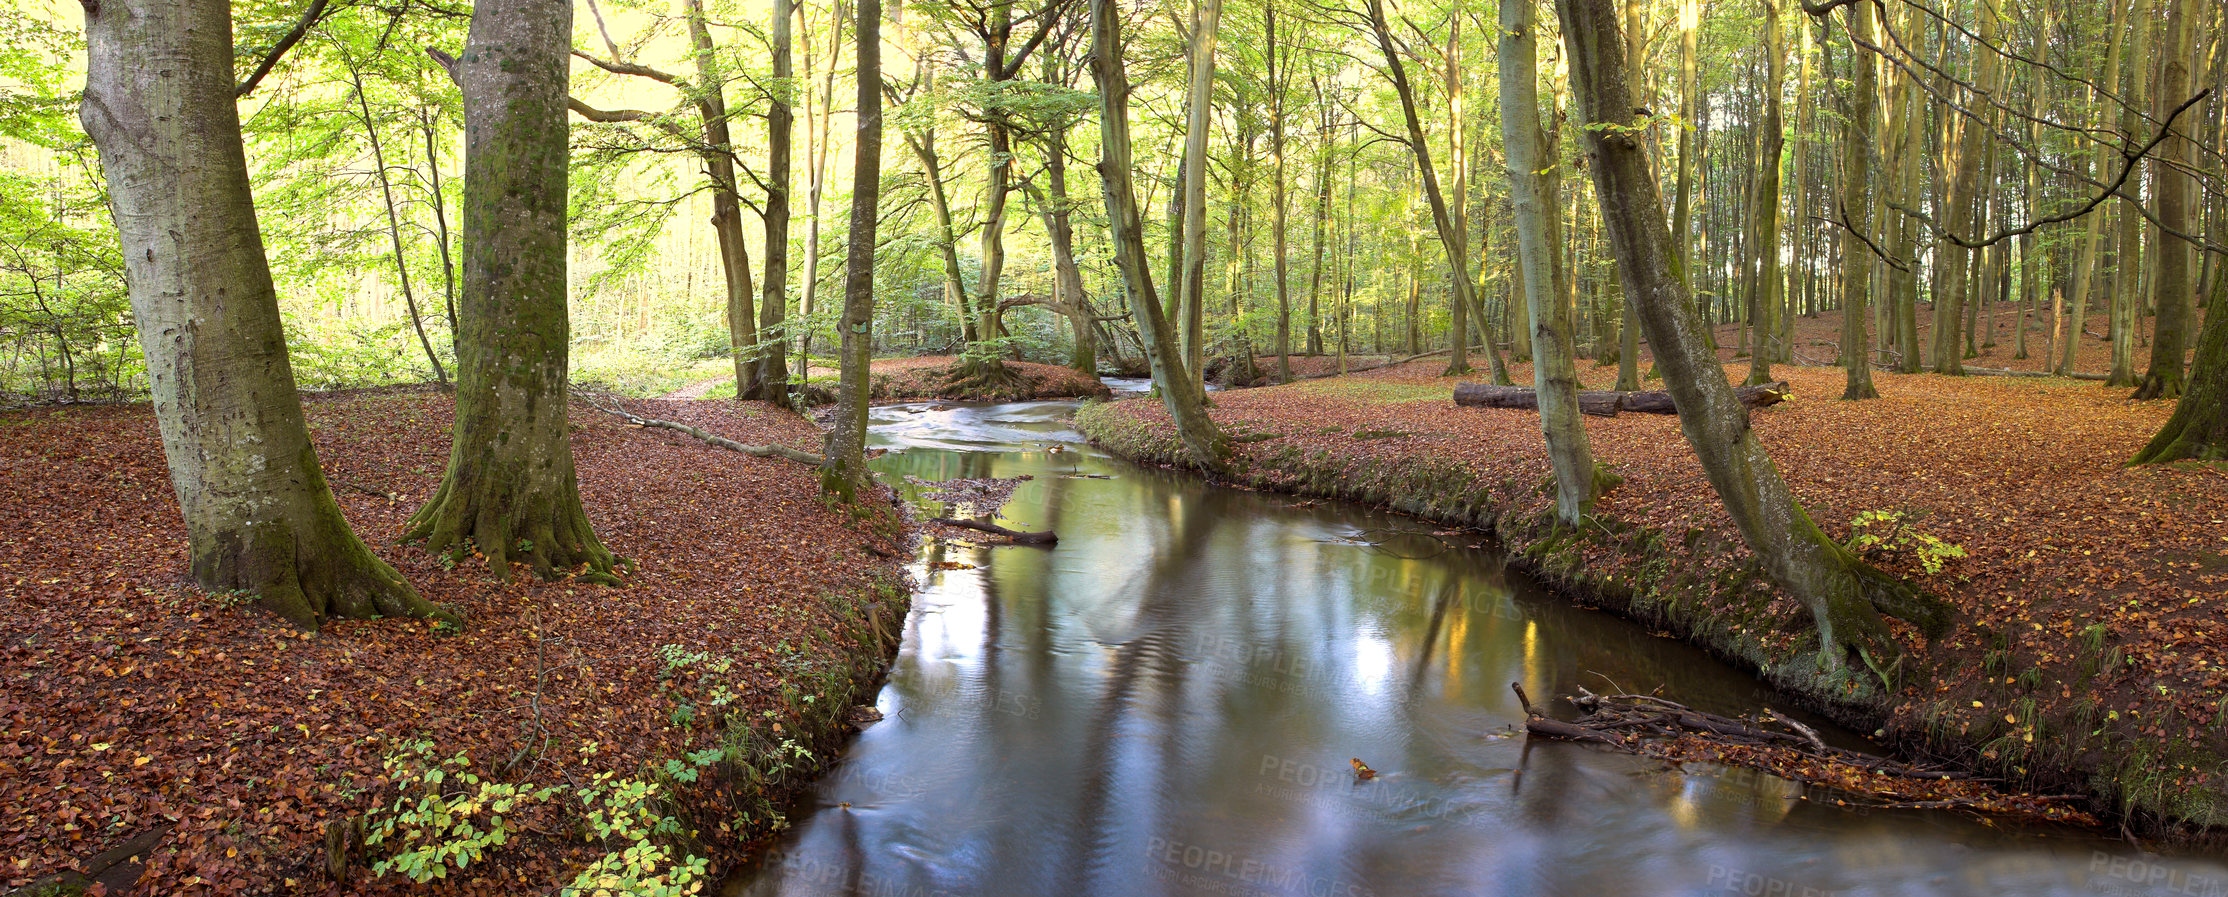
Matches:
[[579, 393, 825, 466]]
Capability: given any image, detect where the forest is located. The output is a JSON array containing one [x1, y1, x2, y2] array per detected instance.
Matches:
[[3, 0, 2226, 890]]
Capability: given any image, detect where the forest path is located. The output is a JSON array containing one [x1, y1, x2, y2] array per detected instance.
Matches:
[[661, 376, 727, 400]]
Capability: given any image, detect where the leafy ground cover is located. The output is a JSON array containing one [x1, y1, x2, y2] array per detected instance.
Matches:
[[1077, 350, 2228, 837], [0, 388, 910, 895]]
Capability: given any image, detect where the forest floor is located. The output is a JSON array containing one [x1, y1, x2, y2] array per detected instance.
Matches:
[[1077, 313, 2228, 837], [0, 388, 912, 896]]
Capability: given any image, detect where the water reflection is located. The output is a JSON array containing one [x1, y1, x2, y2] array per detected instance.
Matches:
[[733, 401, 2224, 897]]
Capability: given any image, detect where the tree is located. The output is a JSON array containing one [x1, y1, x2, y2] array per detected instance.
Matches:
[[2130, 274, 2228, 462], [1361, 0, 1512, 384], [825, 0, 882, 497], [81, 0, 450, 628], [1831, 0, 1877, 400], [761, 0, 799, 409], [406, 0, 617, 582], [1501, 0, 1603, 526], [1090, 0, 1230, 472], [1739, 0, 1784, 387], [2131, 0, 2198, 401], [1554, 0, 1951, 671]]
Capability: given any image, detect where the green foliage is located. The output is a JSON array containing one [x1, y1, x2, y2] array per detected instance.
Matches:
[[364, 740, 560, 883], [1844, 510, 1967, 574], [563, 771, 708, 897]]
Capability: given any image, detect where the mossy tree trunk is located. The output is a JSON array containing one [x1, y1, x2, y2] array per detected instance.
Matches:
[[1556, 0, 1951, 671], [1090, 0, 1230, 474], [824, 0, 881, 499], [82, 0, 450, 629], [407, 0, 616, 583], [758, 0, 797, 410], [1834, 0, 1879, 400], [2132, 0, 2197, 401], [2131, 274, 2228, 463]]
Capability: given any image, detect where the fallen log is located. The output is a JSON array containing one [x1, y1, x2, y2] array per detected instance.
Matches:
[[930, 516, 1058, 545], [580, 394, 825, 466], [1509, 684, 2094, 824], [1455, 381, 1790, 416]]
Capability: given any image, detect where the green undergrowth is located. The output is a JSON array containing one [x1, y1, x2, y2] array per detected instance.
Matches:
[[1071, 398, 2228, 838], [357, 574, 911, 891]]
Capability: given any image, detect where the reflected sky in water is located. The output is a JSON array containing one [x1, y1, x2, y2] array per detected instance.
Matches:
[[732, 400, 2223, 897]]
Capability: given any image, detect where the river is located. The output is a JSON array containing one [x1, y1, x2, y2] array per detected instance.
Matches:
[[731, 394, 2224, 897]]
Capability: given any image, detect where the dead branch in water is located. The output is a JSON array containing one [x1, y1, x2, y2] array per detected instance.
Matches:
[[1510, 683, 2095, 824]]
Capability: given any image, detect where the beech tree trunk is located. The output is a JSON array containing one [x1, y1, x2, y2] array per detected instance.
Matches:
[[1555, 0, 1951, 671], [824, 0, 880, 498], [2133, 0, 2198, 400], [406, 0, 616, 582], [1174, 0, 1223, 393], [2132, 274, 2228, 462], [1834, 0, 1879, 399], [1364, 0, 1511, 384], [1741, 0, 1784, 387], [1500, 0, 1601, 526], [1267, 3, 1292, 384], [82, 0, 449, 629], [759, 0, 797, 409], [1090, 0, 1229, 472]]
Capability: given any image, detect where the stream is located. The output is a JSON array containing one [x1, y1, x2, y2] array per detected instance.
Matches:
[[731, 393, 2225, 897]]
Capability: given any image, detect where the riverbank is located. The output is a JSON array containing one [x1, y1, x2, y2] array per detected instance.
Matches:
[[1074, 360, 2228, 839], [672, 356, 1113, 405], [0, 388, 911, 895]]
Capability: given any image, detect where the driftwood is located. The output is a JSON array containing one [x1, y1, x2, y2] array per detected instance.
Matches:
[[1455, 381, 1790, 417], [930, 517, 1058, 545], [1509, 683, 2094, 823], [582, 394, 825, 466]]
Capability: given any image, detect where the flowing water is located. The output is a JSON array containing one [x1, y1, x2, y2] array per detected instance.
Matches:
[[732, 396, 2224, 897]]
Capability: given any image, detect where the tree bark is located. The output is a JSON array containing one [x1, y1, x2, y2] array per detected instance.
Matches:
[[1500, 0, 1602, 526], [1555, 0, 1950, 671], [406, 0, 615, 582], [1741, 0, 1785, 386], [2131, 273, 2228, 461], [1268, 2, 1292, 383], [1174, 0, 1224, 393], [1834, 0, 1878, 399], [82, 0, 449, 628], [2133, 0, 2198, 400], [759, 0, 797, 409], [1090, 0, 1229, 473], [824, 0, 881, 499]]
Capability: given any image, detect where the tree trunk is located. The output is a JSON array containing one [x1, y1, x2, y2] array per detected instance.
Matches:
[[2134, 0, 2198, 399], [1555, 0, 1951, 670], [1268, 3, 1292, 383], [1928, 4, 2000, 375], [345, 52, 447, 386], [1174, 0, 1223, 395], [2132, 273, 2228, 461], [2109, 8, 2155, 386], [1742, 0, 1785, 387], [677, 0, 761, 399], [1836, 0, 1879, 399], [1090, 0, 1229, 472], [1026, 141, 1098, 375], [82, 0, 448, 629], [1502, 0, 1604, 526], [824, 0, 880, 498], [406, 0, 615, 582], [1365, 0, 1511, 384], [759, 0, 797, 409]]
